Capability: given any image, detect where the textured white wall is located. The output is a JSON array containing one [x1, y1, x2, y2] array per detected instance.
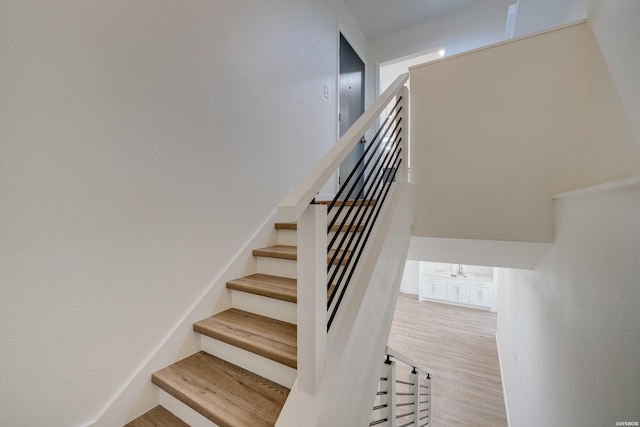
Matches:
[[497, 186, 640, 426], [0, 1, 366, 426]]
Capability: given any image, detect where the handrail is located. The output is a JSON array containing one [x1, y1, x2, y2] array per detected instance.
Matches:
[[277, 73, 409, 222], [293, 73, 409, 395], [386, 346, 432, 376], [324, 94, 404, 317]]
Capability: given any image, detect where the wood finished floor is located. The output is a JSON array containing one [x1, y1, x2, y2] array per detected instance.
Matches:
[[387, 293, 508, 427]]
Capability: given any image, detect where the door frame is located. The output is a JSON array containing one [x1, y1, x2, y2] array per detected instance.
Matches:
[[335, 29, 367, 194]]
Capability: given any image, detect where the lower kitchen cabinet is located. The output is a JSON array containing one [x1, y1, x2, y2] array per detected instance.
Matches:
[[420, 274, 493, 309]]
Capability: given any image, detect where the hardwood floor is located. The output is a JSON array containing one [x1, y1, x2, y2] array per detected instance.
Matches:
[[387, 293, 508, 427]]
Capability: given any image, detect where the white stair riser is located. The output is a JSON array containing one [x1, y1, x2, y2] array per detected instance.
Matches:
[[200, 335, 297, 388], [231, 289, 297, 324], [277, 229, 297, 246], [278, 228, 364, 248], [159, 389, 218, 427], [256, 256, 297, 279]]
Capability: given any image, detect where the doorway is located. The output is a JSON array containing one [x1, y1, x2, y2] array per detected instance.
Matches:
[[338, 33, 365, 196]]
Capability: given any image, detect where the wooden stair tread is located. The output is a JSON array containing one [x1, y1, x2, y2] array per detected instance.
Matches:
[[124, 405, 189, 427], [253, 245, 351, 266], [328, 248, 351, 266], [152, 352, 289, 427], [227, 273, 297, 303], [275, 222, 365, 233], [194, 308, 297, 368], [274, 222, 297, 230], [253, 245, 297, 260]]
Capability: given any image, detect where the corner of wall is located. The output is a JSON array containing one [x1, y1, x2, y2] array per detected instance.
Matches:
[[92, 211, 278, 426]]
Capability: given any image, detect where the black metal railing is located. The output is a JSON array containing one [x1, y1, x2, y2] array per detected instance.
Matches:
[[370, 350, 432, 427], [326, 96, 404, 330]]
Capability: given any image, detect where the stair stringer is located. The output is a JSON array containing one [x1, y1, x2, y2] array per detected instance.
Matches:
[[276, 182, 414, 427], [90, 210, 279, 427]]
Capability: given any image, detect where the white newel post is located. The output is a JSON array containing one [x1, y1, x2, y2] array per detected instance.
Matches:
[[409, 369, 420, 426], [424, 373, 432, 425], [297, 203, 328, 396], [398, 85, 409, 183], [381, 359, 397, 427]]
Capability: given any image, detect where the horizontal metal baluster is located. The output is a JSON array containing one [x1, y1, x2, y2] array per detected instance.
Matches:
[[396, 411, 414, 419]]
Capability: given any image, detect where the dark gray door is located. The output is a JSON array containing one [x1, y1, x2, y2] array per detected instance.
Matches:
[[339, 34, 365, 196]]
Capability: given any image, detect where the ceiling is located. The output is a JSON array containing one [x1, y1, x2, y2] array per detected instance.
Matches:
[[343, 0, 494, 40]]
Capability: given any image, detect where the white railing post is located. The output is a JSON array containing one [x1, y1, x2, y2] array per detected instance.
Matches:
[[397, 85, 409, 183], [424, 373, 432, 425], [409, 368, 420, 426], [297, 203, 327, 396], [380, 359, 397, 427]]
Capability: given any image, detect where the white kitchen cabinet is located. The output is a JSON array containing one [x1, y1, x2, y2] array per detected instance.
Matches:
[[470, 282, 492, 307], [419, 274, 493, 309], [446, 278, 470, 304], [419, 276, 446, 301]]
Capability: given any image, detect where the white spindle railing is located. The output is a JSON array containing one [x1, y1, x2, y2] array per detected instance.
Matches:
[[371, 346, 433, 427]]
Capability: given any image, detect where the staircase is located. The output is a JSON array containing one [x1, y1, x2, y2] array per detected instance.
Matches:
[[125, 206, 363, 426], [121, 73, 410, 427]]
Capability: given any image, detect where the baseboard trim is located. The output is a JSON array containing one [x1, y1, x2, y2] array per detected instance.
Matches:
[[90, 209, 278, 426], [495, 332, 512, 427]]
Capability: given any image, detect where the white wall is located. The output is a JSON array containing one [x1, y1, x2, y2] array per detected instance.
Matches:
[[514, 0, 588, 37], [400, 260, 420, 294], [586, 0, 640, 178], [513, 0, 640, 178], [496, 186, 640, 426], [410, 22, 588, 244], [369, 0, 510, 77], [0, 1, 367, 426], [497, 1, 640, 425]]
